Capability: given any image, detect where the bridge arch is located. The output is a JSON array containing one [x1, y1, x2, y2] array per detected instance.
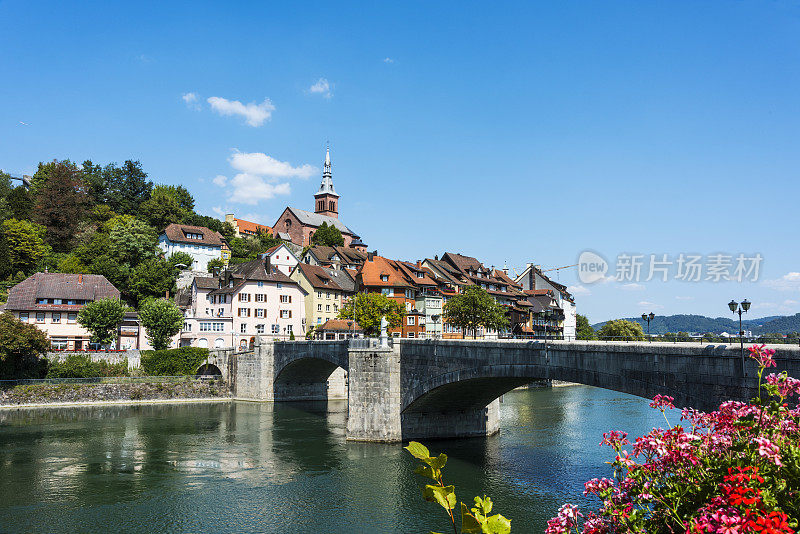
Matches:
[[273, 342, 350, 402], [196, 363, 223, 377]]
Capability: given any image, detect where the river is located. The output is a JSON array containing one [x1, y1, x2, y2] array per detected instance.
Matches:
[[0, 386, 664, 533]]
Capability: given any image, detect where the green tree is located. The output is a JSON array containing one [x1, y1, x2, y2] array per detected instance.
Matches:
[[33, 160, 89, 251], [443, 285, 509, 339], [597, 319, 645, 341], [0, 218, 48, 277], [207, 258, 225, 274], [6, 186, 33, 220], [311, 221, 344, 247], [576, 314, 596, 340], [138, 184, 194, 230], [129, 258, 177, 305], [337, 292, 405, 336], [56, 254, 88, 274], [88, 255, 131, 299], [77, 298, 128, 347], [167, 251, 194, 270], [138, 298, 184, 350], [0, 171, 13, 221], [106, 215, 158, 266], [0, 312, 50, 379], [103, 160, 153, 215]]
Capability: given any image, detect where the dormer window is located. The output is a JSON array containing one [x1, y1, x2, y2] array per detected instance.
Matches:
[[416, 272, 424, 279], [183, 231, 203, 240], [380, 274, 389, 282]]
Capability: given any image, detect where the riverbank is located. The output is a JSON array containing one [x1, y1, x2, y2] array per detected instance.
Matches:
[[0, 380, 230, 408]]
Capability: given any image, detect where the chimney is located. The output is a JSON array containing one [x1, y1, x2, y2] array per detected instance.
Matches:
[[367, 252, 375, 261], [435, 255, 438, 261], [416, 260, 421, 268], [264, 255, 272, 273]]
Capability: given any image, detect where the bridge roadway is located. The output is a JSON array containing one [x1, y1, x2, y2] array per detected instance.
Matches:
[[206, 339, 800, 442]]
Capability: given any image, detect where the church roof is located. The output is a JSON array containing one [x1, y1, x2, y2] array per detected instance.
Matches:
[[286, 207, 354, 235]]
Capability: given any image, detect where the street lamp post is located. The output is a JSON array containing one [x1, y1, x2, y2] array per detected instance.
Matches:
[[641, 312, 655, 341], [728, 299, 751, 376], [431, 314, 441, 340]]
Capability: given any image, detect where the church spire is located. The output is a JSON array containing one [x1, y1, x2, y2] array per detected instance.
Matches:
[[317, 145, 337, 196]]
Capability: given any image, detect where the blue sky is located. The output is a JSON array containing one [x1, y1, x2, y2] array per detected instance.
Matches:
[[2, 1, 800, 323]]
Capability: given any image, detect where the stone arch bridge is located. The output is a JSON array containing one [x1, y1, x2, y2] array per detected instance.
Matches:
[[206, 339, 800, 442]]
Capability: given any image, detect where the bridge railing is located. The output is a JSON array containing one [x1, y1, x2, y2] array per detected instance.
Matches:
[[506, 334, 800, 346], [349, 337, 394, 350]]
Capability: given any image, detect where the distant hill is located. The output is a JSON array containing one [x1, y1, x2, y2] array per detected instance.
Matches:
[[592, 313, 800, 335]]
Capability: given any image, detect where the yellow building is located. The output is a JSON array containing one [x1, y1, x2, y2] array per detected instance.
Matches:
[[289, 263, 356, 333]]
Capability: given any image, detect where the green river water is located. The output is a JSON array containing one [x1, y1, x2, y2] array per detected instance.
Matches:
[[0, 386, 663, 533]]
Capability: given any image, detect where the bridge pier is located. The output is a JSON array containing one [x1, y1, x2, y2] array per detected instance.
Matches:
[[346, 346, 401, 442], [401, 400, 500, 440]]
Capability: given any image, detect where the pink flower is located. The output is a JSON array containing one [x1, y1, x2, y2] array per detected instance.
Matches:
[[650, 394, 675, 410], [600, 430, 629, 448], [748, 344, 776, 368], [752, 436, 783, 467]]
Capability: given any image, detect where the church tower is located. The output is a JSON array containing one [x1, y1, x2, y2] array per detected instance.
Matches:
[[314, 147, 339, 218]]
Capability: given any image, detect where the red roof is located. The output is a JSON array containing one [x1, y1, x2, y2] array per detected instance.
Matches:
[[235, 218, 272, 235], [318, 319, 362, 332]]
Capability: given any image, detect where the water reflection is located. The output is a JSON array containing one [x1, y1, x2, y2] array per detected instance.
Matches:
[[0, 387, 663, 533]]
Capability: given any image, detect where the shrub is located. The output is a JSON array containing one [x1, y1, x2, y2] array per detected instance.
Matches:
[[46, 354, 129, 378], [0, 311, 50, 379], [140, 347, 209, 376], [546, 344, 800, 533]]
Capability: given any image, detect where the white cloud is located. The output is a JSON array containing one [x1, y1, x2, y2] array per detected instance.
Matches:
[[763, 272, 800, 292], [675, 296, 695, 301], [638, 301, 664, 310], [211, 206, 226, 218], [567, 285, 591, 297], [621, 283, 645, 291], [784, 299, 799, 306], [228, 174, 291, 205], [212, 174, 227, 187], [228, 150, 315, 179], [207, 96, 275, 127], [383, 57, 395, 63], [308, 78, 332, 98]]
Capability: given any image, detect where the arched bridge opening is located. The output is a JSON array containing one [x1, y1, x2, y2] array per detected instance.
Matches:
[[196, 363, 223, 377], [274, 357, 349, 402]]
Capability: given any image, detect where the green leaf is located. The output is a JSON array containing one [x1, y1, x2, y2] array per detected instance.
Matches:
[[423, 484, 457, 511], [405, 441, 431, 460], [484, 514, 511, 534], [414, 464, 440, 481], [461, 502, 484, 533], [473, 495, 493, 515], [424, 453, 448, 469]]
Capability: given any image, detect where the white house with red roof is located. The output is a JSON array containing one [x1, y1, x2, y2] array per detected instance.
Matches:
[[260, 243, 299, 275], [158, 223, 228, 272]]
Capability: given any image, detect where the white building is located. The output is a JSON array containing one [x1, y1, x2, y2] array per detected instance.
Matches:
[[261, 243, 299, 275], [4, 272, 121, 350], [515, 263, 578, 339], [180, 257, 306, 350], [158, 224, 228, 272]]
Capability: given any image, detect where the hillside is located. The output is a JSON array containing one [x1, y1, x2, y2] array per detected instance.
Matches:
[[592, 313, 800, 335]]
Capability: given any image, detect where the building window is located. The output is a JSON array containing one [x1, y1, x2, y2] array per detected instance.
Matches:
[[381, 288, 394, 297], [256, 294, 265, 302], [51, 312, 61, 323], [256, 309, 265, 318], [256, 324, 265, 334], [239, 293, 250, 302], [257, 281, 264, 288], [51, 338, 68, 350], [317, 317, 322, 324], [271, 324, 280, 334], [317, 304, 322, 311], [380, 274, 389, 282], [280, 295, 291, 303], [280, 310, 292, 319], [183, 323, 192, 332], [277, 283, 282, 289], [407, 316, 415, 325], [240, 324, 247, 334], [406, 290, 414, 299], [325, 305, 330, 312], [316, 291, 322, 299], [407, 332, 415, 338], [238, 308, 250, 317], [36, 313, 45, 323], [287, 325, 293, 333], [333, 304, 338, 312], [326, 292, 331, 299], [19, 312, 29, 322]]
